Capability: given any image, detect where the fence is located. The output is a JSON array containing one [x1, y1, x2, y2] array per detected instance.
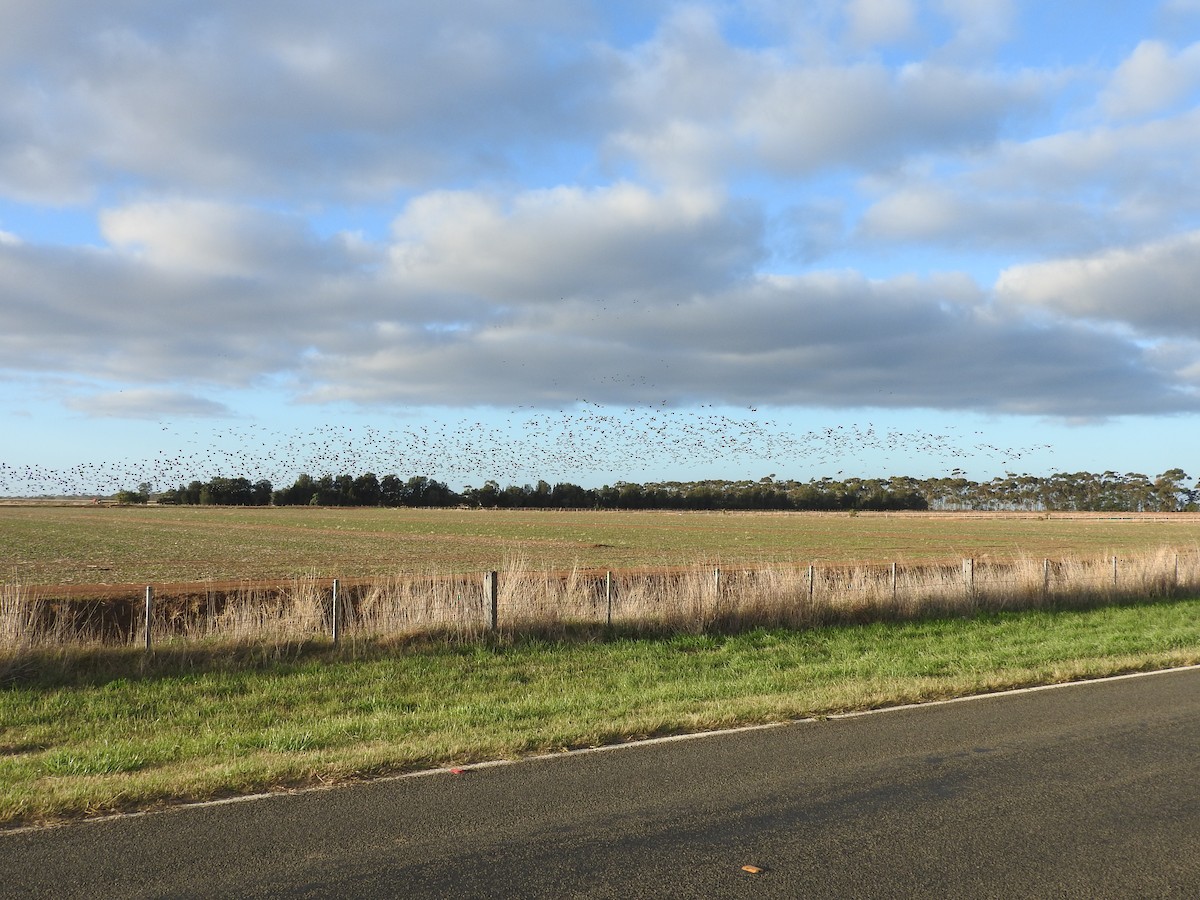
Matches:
[[3, 549, 1199, 652]]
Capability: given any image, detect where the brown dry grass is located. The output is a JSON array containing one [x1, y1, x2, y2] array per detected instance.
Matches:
[[4, 547, 1197, 654]]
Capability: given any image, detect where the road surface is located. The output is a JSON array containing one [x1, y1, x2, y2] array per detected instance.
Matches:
[[3, 667, 1199, 898]]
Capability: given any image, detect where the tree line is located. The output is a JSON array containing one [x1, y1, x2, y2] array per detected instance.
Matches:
[[147, 467, 1198, 512]]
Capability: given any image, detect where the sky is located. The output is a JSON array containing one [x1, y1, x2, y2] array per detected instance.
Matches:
[[3, 0, 1200, 495]]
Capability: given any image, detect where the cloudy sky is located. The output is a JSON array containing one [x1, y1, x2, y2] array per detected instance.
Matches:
[[3, 0, 1200, 494]]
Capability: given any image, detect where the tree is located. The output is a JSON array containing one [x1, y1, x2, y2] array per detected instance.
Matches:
[[380, 474, 403, 507], [1153, 468, 1190, 512], [353, 472, 382, 507]]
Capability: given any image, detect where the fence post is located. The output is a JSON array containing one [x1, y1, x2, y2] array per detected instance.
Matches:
[[808, 565, 815, 602], [605, 571, 613, 628], [891, 562, 897, 602], [1174, 554, 1179, 592], [963, 558, 974, 599], [144, 585, 153, 652], [1043, 558, 1050, 597], [1112, 555, 1118, 586], [484, 571, 498, 630], [712, 567, 721, 622], [331, 578, 340, 645]]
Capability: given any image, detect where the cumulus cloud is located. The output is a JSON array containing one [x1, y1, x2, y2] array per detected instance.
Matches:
[[388, 184, 762, 302], [603, 7, 1047, 184], [1101, 39, 1200, 119], [934, 0, 1015, 58], [63, 389, 234, 419], [845, 0, 917, 47], [300, 266, 1196, 417], [995, 231, 1200, 338], [2, 0, 1200, 438], [0, 1, 607, 202], [99, 200, 362, 278], [740, 61, 1044, 176], [3, 185, 1193, 420], [857, 183, 1116, 253]]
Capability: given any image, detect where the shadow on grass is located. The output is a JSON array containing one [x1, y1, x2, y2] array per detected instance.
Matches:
[[4, 590, 1197, 691]]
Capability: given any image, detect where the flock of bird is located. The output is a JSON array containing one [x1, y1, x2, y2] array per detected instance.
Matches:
[[0, 403, 1053, 496]]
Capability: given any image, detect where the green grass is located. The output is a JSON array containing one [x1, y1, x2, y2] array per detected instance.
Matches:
[[3, 596, 1199, 828], [4, 504, 1200, 587]]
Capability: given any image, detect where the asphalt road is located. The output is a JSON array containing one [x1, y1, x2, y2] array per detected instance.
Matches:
[[4, 667, 1200, 899]]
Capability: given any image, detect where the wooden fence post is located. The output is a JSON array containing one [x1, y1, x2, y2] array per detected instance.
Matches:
[[1112, 555, 1118, 586], [808, 565, 815, 602], [605, 571, 613, 628], [144, 585, 153, 652], [891, 562, 897, 602], [963, 558, 974, 599], [1043, 558, 1050, 597], [331, 578, 340, 645], [484, 571, 498, 630]]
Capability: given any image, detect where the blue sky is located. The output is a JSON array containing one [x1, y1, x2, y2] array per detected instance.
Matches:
[[3, 0, 1200, 495]]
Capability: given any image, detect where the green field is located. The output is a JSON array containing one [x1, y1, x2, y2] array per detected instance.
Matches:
[[4, 504, 1200, 587]]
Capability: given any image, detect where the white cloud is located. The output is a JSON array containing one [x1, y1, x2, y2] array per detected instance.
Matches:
[[603, 7, 1046, 184], [63, 389, 233, 419], [740, 61, 1044, 175], [1163, 0, 1200, 15], [301, 267, 1195, 417], [846, 0, 917, 47], [0, 1, 608, 202], [1101, 39, 1200, 119], [99, 200, 353, 278], [934, 0, 1015, 58], [857, 182, 1117, 254], [388, 183, 762, 302], [2, 1, 1200, 437], [995, 230, 1200, 337]]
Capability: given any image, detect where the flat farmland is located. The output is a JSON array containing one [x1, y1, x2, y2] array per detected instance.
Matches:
[[4, 504, 1200, 589]]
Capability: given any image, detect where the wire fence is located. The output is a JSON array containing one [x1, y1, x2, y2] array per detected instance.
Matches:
[[3, 549, 1199, 652]]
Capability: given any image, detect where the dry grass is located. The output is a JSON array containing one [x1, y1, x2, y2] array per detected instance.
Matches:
[[4, 547, 1197, 656]]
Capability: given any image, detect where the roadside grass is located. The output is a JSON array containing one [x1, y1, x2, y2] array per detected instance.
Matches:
[[3, 595, 1199, 828]]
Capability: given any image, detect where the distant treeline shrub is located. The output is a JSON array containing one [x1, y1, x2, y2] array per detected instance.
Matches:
[[148, 468, 1200, 513]]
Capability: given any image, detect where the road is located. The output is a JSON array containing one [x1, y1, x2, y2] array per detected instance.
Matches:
[[3, 667, 1200, 898]]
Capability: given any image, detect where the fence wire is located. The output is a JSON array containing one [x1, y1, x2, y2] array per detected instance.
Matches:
[[3, 551, 1199, 651]]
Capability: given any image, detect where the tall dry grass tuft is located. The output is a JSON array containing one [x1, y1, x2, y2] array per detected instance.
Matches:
[[1, 582, 40, 649], [351, 571, 487, 638]]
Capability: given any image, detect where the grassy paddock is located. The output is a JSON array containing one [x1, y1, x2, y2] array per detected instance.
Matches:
[[4, 504, 1200, 586], [2, 596, 1199, 827]]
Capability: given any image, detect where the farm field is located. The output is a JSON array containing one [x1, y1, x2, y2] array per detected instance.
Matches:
[[2, 504, 1200, 589], [4, 503, 1200, 827]]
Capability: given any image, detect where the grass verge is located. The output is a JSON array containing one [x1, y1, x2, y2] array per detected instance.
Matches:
[[3, 595, 1200, 829]]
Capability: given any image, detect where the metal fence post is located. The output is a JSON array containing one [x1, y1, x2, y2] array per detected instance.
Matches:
[[331, 578, 340, 645], [484, 571, 498, 630], [144, 585, 153, 652]]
